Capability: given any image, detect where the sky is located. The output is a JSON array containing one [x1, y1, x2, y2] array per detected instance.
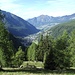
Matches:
[[0, 0, 75, 20]]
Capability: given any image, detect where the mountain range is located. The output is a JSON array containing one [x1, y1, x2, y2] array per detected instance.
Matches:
[[1, 10, 75, 46], [2, 10, 39, 37], [27, 14, 75, 29]]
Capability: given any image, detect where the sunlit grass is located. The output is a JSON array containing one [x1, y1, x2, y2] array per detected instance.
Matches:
[[0, 69, 75, 75], [22, 61, 44, 68], [0, 61, 75, 75], [0, 67, 75, 75]]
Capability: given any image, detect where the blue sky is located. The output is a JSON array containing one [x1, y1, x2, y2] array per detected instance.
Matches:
[[0, 0, 75, 19]]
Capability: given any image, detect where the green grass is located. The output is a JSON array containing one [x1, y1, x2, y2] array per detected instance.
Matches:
[[0, 68, 75, 75], [0, 61, 75, 75], [22, 61, 44, 68]]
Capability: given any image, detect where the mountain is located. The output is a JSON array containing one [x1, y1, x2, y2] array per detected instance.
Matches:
[[50, 19, 75, 37], [27, 14, 75, 29], [2, 10, 39, 37], [30, 19, 75, 44]]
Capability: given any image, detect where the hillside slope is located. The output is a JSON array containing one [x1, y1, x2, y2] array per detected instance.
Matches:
[[50, 20, 75, 37], [2, 10, 39, 37]]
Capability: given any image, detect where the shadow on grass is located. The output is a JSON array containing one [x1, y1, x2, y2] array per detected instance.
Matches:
[[1, 68, 75, 74]]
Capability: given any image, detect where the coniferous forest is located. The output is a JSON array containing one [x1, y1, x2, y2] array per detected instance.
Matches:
[[1, 9, 75, 75], [0, 10, 25, 68]]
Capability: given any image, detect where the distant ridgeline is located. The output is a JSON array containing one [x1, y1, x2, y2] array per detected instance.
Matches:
[[27, 14, 75, 29]]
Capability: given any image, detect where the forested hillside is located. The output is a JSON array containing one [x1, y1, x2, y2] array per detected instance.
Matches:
[[0, 10, 25, 67], [1, 9, 75, 71], [27, 30, 75, 69], [26, 19, 75, 70], [50, 20, 75, 37], [2, 10, 39, 37]]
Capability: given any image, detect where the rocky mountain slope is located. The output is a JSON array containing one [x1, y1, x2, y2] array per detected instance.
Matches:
[[2, 10, 39, 37], [27, 14, 75, 29]]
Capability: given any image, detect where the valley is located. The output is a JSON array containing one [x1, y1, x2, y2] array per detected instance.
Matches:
[[27, 14, 75, 29], [2, 10, 75, 46], [1, 9, 75, 75], [0, 0, 75, 74]]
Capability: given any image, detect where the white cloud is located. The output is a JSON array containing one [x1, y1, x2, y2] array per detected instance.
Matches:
[[0, 0, 75, 19], [0, 0, 23, 15], [0, 0, 18, 10], [0, 0, 13, 3], [47, 0, 60, 4]]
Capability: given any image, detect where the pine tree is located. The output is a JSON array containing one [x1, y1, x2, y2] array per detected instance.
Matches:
[[68, 30, 75, 67], [36, 34, 44, 61], [54, 30, 71, 69], [12, 46, 25, 67], [0, 46, 6, 66], [27, 43, 37, 61], [44, 36, 56, 69], [44, 30, 71, 70], [0, 10, 14, 67]]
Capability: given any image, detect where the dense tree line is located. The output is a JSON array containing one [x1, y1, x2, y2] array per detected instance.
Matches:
[[50, 20, 75, 38], [1, 9, 75, 70], [0, 10, 13, 67], [27, 30, 75, 70], [0, 10, 25, 68]]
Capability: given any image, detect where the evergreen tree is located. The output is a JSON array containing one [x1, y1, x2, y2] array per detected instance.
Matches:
[[44, 30, 71, 70], [36, 34, 54, 62], [43, 35, 54, 60], [44, 45, 56, 70], [0, 10, 14, 67], [0, 46, 6, 66], [27, 43, 37, 61], [12, 46, 25, 67], [68, 30, 75, 67], [54, 30, 71, 69], [36, 34, 44, 61], [44, 36, 56, 69]]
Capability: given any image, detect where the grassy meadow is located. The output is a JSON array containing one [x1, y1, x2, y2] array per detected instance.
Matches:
[[0, 68, 75, 75], [0, 61, 75, 75]]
